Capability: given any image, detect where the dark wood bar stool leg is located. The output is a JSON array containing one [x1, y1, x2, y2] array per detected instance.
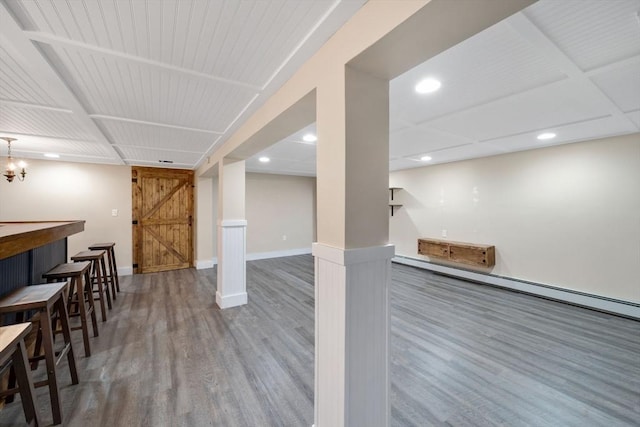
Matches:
[[71, 250, 111, 321], [97, 256, 112, 308], [89, 243, 120, 295], [110, 247, 120, 292], [0, 323, 42, 427], [39, 293, 79, 424], [55, 295, 79, 385], [13, 333, 42, 427], [39, 303, 62, 424], [94, 260, 108, 322], [0, 283, 80, 425], [83, 268, 99, 337], [43, 262, 98, 357]]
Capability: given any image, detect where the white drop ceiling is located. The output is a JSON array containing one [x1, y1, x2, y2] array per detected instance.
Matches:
[[0, 0, 639, 175], [249, 0, 640, 176], [0, 0, 366, 167]]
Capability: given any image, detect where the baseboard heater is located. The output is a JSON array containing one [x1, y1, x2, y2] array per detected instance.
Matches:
[[392, 255, 639, 320]]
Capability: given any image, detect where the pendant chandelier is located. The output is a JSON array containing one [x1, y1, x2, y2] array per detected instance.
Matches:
[[2, 137, 27, 182]]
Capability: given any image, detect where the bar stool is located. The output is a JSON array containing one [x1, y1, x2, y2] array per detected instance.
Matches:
[[71, 250, 112, 321], [0, 323, 42, 427], [43, 261, 99, 357], [88, 242, 120, 297], [0, 283, 79, 425]]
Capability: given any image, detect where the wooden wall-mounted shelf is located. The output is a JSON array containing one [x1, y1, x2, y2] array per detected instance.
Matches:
[[418, 238, 495, 267]]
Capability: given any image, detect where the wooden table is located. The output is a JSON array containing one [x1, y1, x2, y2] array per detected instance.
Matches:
[[0, 221, 85, 297], [0, 323, 42, 427]]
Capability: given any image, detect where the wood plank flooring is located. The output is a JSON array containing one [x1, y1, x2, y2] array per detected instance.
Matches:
[[1, 255, 638, 426]]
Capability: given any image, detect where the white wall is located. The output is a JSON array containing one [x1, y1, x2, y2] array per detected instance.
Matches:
[[0, 158, 133, 272], [389, 134, 640, 303], [195, 175, 214, 267], [201, 173, 316, 263], [246, 173, 316, 255]]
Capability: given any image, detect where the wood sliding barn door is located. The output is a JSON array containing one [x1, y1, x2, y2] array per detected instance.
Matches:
[[132, 167, 194, 273]]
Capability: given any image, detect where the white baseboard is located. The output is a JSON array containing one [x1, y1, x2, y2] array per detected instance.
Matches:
[[215, 291, 248, 309], [118, 266, 133, 276], [197, 249, 311, 268], [196, 257, 218, 269], [246, 247, 312, 261], [393, 255, 640, 319]]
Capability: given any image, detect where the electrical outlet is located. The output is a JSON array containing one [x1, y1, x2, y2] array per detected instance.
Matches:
[[112, 209, 118, 217], [441, 229, 447, 238]]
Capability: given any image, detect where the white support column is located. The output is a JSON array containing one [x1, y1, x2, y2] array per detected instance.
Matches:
[[215, 158, 247, 309], [314, 65, 392, 427], [313, 243, 394, 427]]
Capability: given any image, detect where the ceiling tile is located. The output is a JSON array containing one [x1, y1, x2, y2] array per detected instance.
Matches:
[[390, 125, 472, 158], [96, 118, 220, 152], [257, 139, 316, 162], [390, 18, 566, 125], [0, 104, 96, 140], [590, 60, 640, 113], [427, 79, 613, 141], [117, 146, 202, 167], [283, 123, 317, 144], [49, 46, 258, 131], [524, 0, 640, 71], [390, 116, 413, 133], [0, 45, 60, 107], [0, 134, 114, 160], [245, 157, 315, 176], [626, 111, 640, 129], [483, 115, 636, 152], [389, 157, 426, 172], [8, 0, 350, 87], [416, 143, 506, 166]]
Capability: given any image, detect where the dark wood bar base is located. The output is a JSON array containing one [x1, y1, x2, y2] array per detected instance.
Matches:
[[0, 221, 85, 297]]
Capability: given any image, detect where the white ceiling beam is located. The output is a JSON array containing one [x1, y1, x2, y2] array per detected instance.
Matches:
[[24, 31, 262, 92], [114, 144, 204, 154], [585, 54, 640, 77], [0, 98, 73, 113], [0, 2, 124, 164], [0, 130, 94, 143], [90, 114, 223, 135]]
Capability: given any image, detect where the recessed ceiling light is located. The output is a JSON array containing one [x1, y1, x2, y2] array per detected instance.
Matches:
[[302, 133, 317, 142], [415, 78, 441, 94], [420, 155, 432, 161], [259, 156, 270, 163], [44, 153, 60, 158], [537, 132, 556, 140]]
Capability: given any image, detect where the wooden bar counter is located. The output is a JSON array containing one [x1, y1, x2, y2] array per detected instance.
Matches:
[[0, 221, 85, 297]]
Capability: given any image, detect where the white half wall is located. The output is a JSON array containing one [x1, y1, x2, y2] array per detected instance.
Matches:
[[0, 158, 133, 273], [389, 133, 640, 303]]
